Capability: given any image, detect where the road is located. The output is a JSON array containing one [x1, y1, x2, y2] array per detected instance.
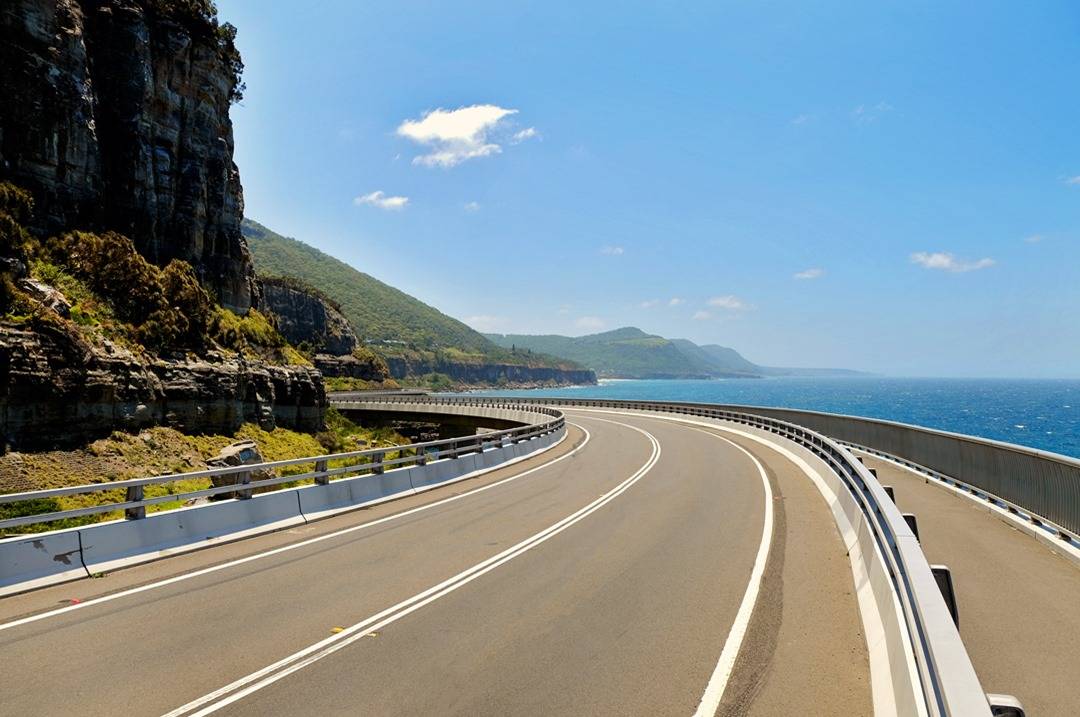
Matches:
[[859, 452, 1080, 717], [0, 410, 869, 716]]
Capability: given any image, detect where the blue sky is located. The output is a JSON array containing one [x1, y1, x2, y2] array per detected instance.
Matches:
[[217, 1, 1079, 378]]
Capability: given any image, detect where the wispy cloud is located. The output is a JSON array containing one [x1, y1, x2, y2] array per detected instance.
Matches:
[[794, 267, 824, 280], [639, 299, 659, 309], [574, 316, 605, 331], [465, 315, 507, 332], [353, 190, 409, 211], [791, 113, 812, 125], [600, 245, 625, 256], [397, 104, 524, 168], [1023, 234, 1043, 244], [668, 297, 685, 307], [1065, 176, 1080, 186], [511, 127, 539, 143], [463, 201, 481, 212], [693, 310, 711, 321], [910, 251, 995, 273], [707, 295, 747, 310], [853, 101, 893, 125]]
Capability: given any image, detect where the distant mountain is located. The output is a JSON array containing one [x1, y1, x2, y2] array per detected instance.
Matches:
[[487, 327, 868, 379]]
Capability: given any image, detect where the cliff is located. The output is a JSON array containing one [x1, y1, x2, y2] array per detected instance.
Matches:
[[259, 278, 357, 356], [0, 323, 324, 450], [0, 0, 254, 312]]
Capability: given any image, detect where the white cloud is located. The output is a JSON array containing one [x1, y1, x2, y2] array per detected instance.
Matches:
[[853, 101, 893, 124], [574, 316, 605, 331], [600, 245, 625, 256], [794, 267, 824, 280], [1065, 176, 1080, 185], [707, 295, 747, 310], [668, 297, 685, 307], [910, 251, 995, 273], [693, 310, 712, 321], [791, 113, 811, 125], [465, 315, 507, 332], [639, 299, 659, 309], [1023, 234, 1043, 244], [463, 201, 481, 212], [511, 127, 539, 143], [397, 104, 521, 168], [353, 190, 409, 211]]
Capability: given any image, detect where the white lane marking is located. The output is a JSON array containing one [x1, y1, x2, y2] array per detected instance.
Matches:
[[685, 426, 774, 717], [163, 419, 661, 717], [0, 425, 592, 634], [559, 408, 775, 715]]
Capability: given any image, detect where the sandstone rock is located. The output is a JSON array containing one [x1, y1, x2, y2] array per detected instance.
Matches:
[[0, 0, 255, 311], [259, 280, 358, 355], [206, 439, 273, 499], [19, 279, 71, 318], [0, 324, 326, 451]]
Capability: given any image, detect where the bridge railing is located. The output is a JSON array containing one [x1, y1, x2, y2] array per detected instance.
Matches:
[[338, 394, 1007, 717], [692, 403, 1080, 543], [0, 402, 563, 532]]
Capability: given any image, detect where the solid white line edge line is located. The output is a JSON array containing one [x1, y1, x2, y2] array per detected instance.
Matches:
[[570, 408, 912, 717], [0, 425, 589, 633], [685, 425, 774, 717], [163, 417, 661, 717]]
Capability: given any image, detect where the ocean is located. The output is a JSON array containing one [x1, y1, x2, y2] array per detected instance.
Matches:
[[466, 377, 1080, 458]]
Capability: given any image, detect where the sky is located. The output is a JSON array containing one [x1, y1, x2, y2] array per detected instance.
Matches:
[[216, 0, 1079, 378]]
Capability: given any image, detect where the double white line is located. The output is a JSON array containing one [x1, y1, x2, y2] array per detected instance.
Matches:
[[164, 418, 662, 717]]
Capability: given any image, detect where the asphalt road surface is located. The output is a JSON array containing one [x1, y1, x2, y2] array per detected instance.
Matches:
[[0, 410, 869, 716], [859, 452, 1080, 717]]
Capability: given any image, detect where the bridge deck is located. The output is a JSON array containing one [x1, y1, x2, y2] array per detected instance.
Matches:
[[0, 410, 869, 716], [859, 453, 1080, 716]]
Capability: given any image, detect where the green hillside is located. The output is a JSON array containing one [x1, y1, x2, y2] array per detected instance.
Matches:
[[244, 219, 493, 353], [487, 327, 868, 379], [487, 327, 744, 379]]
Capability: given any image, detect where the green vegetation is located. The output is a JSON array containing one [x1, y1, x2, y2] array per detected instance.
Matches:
[[0, 198, 300, 364], [0, 409, 408, 534], [486, 327, 761, 379], [243, 219, 581, 372]]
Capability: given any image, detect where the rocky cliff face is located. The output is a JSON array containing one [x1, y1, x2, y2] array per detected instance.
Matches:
[[0, 0, 254, 311], [0, 323, 324, 450], [259, 281, 357, 356], [384, 355, 596, 388]]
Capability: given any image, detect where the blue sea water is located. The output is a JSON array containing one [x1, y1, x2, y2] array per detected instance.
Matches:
[[466, 377, 1080, 458]]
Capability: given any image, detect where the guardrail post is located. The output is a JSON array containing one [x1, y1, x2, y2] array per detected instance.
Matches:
[[315, 459, 329, 486], [416, 447, 427, 466], [372, 451, 385, 474], [237, 470, 253, 500], [125, 485, 146, 520]]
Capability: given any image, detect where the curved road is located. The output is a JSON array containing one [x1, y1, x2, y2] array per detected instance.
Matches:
[[0, 410, 869, 716]]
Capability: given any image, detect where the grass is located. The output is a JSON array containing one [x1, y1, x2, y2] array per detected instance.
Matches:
[[0, 410, 407, 535]]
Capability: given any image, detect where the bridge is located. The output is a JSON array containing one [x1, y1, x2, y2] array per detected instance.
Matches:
[[1, 396, 1077, 715]]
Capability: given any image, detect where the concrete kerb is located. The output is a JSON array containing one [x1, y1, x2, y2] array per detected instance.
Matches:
[[0, 424, 565, 597]]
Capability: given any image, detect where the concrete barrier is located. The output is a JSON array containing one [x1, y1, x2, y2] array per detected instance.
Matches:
[[0, 422, 565, 595], [297, 469, 417, 522], [79, 491, 307, 575], [0, 530, 88, 597]]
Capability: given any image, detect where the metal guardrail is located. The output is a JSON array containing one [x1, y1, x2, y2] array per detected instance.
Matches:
[[0, 402, 563, 532], [338, 395, 1004, 716]]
